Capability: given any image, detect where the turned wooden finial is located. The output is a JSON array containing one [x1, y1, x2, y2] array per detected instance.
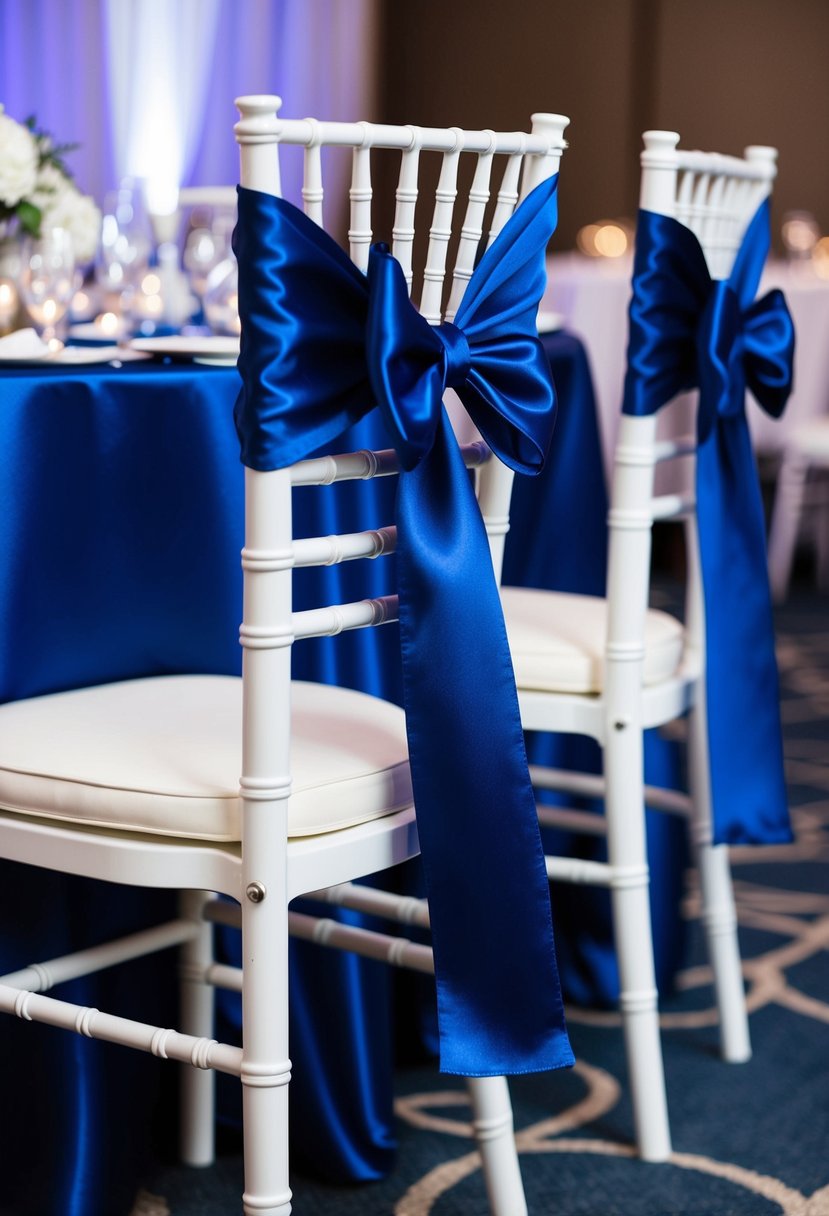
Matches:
[[235, 95, 283, 196], [640, 130, 681, 212]]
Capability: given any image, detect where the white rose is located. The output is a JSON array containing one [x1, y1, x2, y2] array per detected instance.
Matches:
[[31, 161, 68, 212], [41, 183, 102, 264], [0, 112, 38, 208]]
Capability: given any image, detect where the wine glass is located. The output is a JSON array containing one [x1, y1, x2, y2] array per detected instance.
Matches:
[[183, 222, 222, 299], [182, 204, 235, 318], [95, 182, 152, 320], [202, 255, 240, 335], [19, 227, 76, 347]]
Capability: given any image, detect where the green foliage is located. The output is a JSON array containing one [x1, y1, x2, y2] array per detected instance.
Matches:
[[1, 115, 77, 238], [15, 199, 41, 236]]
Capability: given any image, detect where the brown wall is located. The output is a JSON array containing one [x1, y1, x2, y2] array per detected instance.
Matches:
[[649, 0, 829, 244], [379, 0, 829, 251]]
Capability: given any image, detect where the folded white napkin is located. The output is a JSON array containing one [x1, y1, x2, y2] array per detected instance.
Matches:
[[0, 327, 51, 360]]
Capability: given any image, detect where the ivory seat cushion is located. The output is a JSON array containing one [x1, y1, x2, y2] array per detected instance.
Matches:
[[0, 676, 412, 842], [502, 588, 685, 694]]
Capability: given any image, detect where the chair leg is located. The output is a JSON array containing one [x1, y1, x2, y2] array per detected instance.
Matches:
[[695, 843, 751, 1062], [240, 877, 292, 1216], [604, 725, 672, 1162], [687, 705, 751, 1064], [767, 453, 808, 601], [465, 1076, 527, 1216], [814, 476, 829, 592], [179, 890, 217, 1167]]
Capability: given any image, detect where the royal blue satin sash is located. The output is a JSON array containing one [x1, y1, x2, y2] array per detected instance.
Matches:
[[623, 200, 794, 845], [233, 175, 573, 1076]]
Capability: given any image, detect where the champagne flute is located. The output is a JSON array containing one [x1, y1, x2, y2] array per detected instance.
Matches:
[[19, 227, 76, 348], [96, 184, 151, 301]]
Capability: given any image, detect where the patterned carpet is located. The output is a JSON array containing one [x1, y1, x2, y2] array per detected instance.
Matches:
[[134, 587, 829, 1216]]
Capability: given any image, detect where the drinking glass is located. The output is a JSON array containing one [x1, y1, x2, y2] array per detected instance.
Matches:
[[202, 256, 240, 335], [95, 182, 152, 317], [183, 204, 235, 314], [19, 228, 76, 346]]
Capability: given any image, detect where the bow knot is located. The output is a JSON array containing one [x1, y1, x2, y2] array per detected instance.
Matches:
[[364, 236, 557, 475], [437, 322, 472, 388], [364, 244, 453, 471], [622, 202, 794, 427], [697, 280, 748, 435], [697, 279, 793, 442]]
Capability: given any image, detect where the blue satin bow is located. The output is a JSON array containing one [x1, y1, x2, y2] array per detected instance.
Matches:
[[623, 199, 794, 845], [233, 175, 573, 1076]]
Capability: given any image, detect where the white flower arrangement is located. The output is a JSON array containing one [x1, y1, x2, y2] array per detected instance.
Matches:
[[0, 106, 101, 263]]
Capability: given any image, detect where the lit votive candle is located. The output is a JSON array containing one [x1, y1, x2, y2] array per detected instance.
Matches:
[[0, 279, 18, 333], [95, 311, 121, 337]]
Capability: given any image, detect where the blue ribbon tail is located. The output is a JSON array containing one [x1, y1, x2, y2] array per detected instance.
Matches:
[[395, 410, 573, 1075], [696, 415, 792, 844]]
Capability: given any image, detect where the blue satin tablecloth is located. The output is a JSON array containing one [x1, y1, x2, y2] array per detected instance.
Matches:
[[0, 333, 683, 1214]]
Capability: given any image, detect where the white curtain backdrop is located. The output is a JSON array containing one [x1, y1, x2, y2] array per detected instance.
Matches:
[[103, 0, 222, 213], [187, 0, 381, 208], [1, 0, 381, 208]]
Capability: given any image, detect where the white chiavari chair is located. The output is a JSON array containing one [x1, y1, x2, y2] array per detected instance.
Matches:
[[489, 132, 781, 1163], [0, 94, 568, 1216]]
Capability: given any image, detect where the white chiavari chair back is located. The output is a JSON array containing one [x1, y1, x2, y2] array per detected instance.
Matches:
[[235, 97, 569, 586], [658, 139, 776, 280], [499, 131, 780, 1166]]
